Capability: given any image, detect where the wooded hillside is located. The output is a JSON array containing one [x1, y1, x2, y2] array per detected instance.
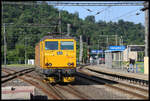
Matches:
[[1, 1, 145, 64]]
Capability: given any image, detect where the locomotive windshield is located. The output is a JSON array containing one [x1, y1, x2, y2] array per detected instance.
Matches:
[[45, 41, 58, 50], [61, 41, 74, 50]]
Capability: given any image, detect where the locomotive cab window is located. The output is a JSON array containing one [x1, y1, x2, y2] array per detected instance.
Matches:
[[61, 41, 74, 50], [45, 41, 58, 50]]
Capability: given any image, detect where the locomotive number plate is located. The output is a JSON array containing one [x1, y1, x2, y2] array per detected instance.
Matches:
[[57, 51, 63, 55]]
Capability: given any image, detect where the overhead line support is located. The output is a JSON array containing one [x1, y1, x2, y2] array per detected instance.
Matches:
[[2, 2, 144, 6]]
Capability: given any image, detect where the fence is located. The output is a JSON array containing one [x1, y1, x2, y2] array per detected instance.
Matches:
[[135, 62, 144, 73], [112, 60, 123, 69]]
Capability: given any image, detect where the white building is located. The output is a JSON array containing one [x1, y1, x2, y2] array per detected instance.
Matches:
[[123, 48, 137, 61], [28, 59, 34, 65], [123, 45, 144, 61]]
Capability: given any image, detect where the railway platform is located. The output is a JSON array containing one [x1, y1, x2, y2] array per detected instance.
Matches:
[[83, 64, 148, 81], [2, 86, 35, 100]]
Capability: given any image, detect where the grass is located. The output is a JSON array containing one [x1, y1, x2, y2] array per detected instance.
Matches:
[[136, 61, 144, 64]]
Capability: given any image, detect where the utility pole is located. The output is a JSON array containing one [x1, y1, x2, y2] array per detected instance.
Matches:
[[79, 35, 83, 65], [25, 36, 27, 66], [67, 23, 70, 36], [144, 2, 149, 57], [87, 36, 90, 63], [115, 34, 118, 45], [97, 39, 99, 62], [120, 36, 121, 45], [121, 36, 123, 45], [120, 36, 123, 70], [87, 45, 90, 63], [107, 35, 109, 48], [99, 35, 118, 49], [141, 1, 149, 57], [97, 39, 100, 65], [120, 36, 123, 45], [141, 1, 149, 74], [3, 23, 7, 68], [59, 11, 61, 34]]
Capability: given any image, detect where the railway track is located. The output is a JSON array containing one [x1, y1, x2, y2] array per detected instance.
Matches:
[[86, 67, 148, 87], [2, 68, 60, 99], [78, 64, 148, 87], [77, 69, 149, 99], [84, 68, 148, 90], [34, 69, 91, 99], [36, 72, 91, 99], [3, 67, 148, 99], [2, 68, 91, 99], [2, 68, 35, 83], [44, 83, 91, 99], [54, 84, 91, 99]]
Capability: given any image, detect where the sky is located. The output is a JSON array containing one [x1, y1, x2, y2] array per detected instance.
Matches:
[[48, 1, 145, 26]]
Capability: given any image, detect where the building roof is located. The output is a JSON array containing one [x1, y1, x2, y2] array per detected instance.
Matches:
[[127, 45, 145, 47], [105, 50, 124, 52]]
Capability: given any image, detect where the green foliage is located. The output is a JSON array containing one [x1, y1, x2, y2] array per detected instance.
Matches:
[[1, 2, 145, 64], [85, 15, 95, 23]]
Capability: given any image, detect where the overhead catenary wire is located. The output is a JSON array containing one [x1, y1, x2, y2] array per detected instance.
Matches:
[[1, 23, 57, 28], [81, 6, 112, 16], [124, 12, 141, 18], [111, 7, 142, 21], [95, 6, 112, 15], [82, 6, 93, 12]]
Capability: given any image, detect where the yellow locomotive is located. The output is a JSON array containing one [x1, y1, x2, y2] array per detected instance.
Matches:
[[35, 35, 76, 83]]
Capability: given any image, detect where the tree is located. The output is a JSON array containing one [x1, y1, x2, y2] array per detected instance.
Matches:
[[85, 15, 95, 23], [2, 3, 145, 64]]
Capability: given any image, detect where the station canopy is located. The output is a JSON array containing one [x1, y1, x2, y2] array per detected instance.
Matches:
[[129, 45, 145, 51]]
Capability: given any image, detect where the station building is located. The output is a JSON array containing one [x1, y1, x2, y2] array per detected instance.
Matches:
[[104, 45, 145, 69], [105, 46, 125, 69], [123, 45, 145, 61]]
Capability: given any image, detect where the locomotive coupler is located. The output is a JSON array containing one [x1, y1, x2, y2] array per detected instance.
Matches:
[[58, 69, 62, 81]]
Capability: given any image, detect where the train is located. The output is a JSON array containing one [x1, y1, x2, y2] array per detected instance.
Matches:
[[35, 35, 76, 83]]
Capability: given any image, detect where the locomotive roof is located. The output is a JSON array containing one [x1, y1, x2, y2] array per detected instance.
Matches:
[[40, 35, 76, 41]]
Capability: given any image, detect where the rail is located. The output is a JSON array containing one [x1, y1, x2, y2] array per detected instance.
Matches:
[[2, 67, 91, 99], [2, 68, 61, 99], [77, 69, 148, 99], [86, 68, 148, 86]]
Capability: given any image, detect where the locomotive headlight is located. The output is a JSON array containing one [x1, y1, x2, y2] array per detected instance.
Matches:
[[68, 63, 71, 66], [48, 63, 52, 66], [45, 63, 49, 66], [45, 63, 52, 66], [67, 63, 74, 66]]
